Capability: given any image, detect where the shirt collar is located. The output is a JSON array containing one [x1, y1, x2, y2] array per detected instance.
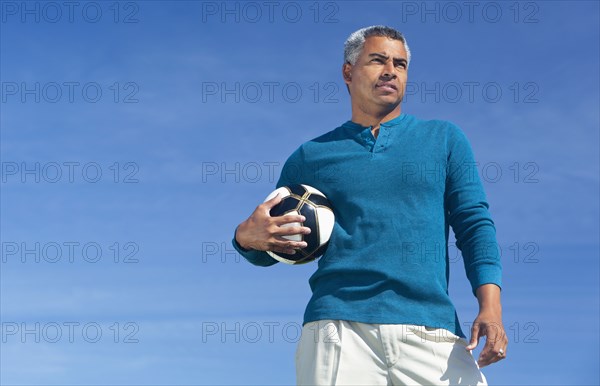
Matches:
[[342, 113, 406, 131]]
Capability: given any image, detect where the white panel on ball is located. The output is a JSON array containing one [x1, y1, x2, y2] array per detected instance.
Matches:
[[280, 210, 302, 242], [316, 209, 335, 243]]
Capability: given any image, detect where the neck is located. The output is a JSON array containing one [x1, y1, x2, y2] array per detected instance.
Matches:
[[350, 106, 401, 138]]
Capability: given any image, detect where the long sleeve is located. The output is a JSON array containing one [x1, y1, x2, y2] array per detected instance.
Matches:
[[444, 125, 502, 295], [231, 147, 304, 267]]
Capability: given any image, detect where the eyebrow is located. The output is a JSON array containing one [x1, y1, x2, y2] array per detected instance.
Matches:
[[368, 52, 407, 64]]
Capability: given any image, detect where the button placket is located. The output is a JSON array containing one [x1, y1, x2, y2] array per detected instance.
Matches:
[[360, 128, 376, 152], [373, 125, 390, 153]]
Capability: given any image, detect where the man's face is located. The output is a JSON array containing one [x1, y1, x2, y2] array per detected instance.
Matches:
[[343, 36, 408, 114]]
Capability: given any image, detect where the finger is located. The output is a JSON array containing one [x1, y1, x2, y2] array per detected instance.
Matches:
[[477, 336, 497, 367], [270, 241, 307, 255], [478, 349, 503, 368], [485, 325, 507, 359], [478, 337, 508, 367], [272, 214, 306, 225], [263, 192, 283, 209], [465, 323, 480, 351], [490, 335, 508, 361], [271, 247, 298, 255], [478, 355, 493, 368], [275, 225, 311, 236], [271, 238, 308, 250]]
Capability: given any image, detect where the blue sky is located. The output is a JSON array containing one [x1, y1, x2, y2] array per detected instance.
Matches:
[[1, 1, 598, 385]]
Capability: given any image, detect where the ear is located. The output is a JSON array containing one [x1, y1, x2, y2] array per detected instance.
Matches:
[[342, 63, 352, 85]]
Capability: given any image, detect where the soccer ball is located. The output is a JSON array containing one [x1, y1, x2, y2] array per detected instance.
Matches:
[[264, 184, 335, 265]]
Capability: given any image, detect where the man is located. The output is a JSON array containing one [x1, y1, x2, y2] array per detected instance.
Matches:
[[233, 26, 507, 385]]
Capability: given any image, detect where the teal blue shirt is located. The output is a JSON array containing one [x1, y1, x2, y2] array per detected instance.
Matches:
[[232, 114, 502, 338]]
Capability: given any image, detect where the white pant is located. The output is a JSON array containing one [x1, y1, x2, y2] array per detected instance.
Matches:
[[296, 320, 487, 386]]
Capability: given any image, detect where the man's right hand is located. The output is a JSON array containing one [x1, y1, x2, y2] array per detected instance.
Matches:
[[235, 193, 311, 255]]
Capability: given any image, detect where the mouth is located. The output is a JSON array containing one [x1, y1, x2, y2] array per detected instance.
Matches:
[[375, 82, 398, 92]]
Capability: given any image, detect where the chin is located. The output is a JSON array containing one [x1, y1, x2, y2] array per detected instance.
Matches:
[[377, 97, 402, 106]]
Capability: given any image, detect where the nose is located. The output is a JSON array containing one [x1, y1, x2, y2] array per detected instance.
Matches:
[[381, 61, 397, 79]]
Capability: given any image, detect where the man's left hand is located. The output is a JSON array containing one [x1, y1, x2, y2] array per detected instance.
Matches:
[[465, 285, 508, 367]]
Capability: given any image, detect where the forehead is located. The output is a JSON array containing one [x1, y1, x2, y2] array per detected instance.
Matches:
[[361, 36, 407, 60]]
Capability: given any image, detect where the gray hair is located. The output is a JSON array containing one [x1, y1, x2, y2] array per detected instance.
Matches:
[[344, 25, 411, 67]]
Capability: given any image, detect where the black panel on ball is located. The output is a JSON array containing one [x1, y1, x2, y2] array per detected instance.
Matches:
[[270, 196, 300, 217], [288, 184, 307, 197], [307, 194, 331, 208]]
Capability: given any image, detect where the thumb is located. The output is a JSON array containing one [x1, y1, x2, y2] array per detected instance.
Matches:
[[465, 323, 480, 351]]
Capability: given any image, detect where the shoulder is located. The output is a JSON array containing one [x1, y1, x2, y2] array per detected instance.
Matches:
[[306, 124, 346, 145], [407, 114, 469, 143], [406, 114, 462, 133], [278, 125, 345, 187], [293, 124, 347, 154], [283, 124, 343, 161]]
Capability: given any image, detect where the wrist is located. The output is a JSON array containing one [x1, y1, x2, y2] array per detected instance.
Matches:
[[476, 283, 502, 311], [235, 222, 252, 251], [478, 304, 502, 316]]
